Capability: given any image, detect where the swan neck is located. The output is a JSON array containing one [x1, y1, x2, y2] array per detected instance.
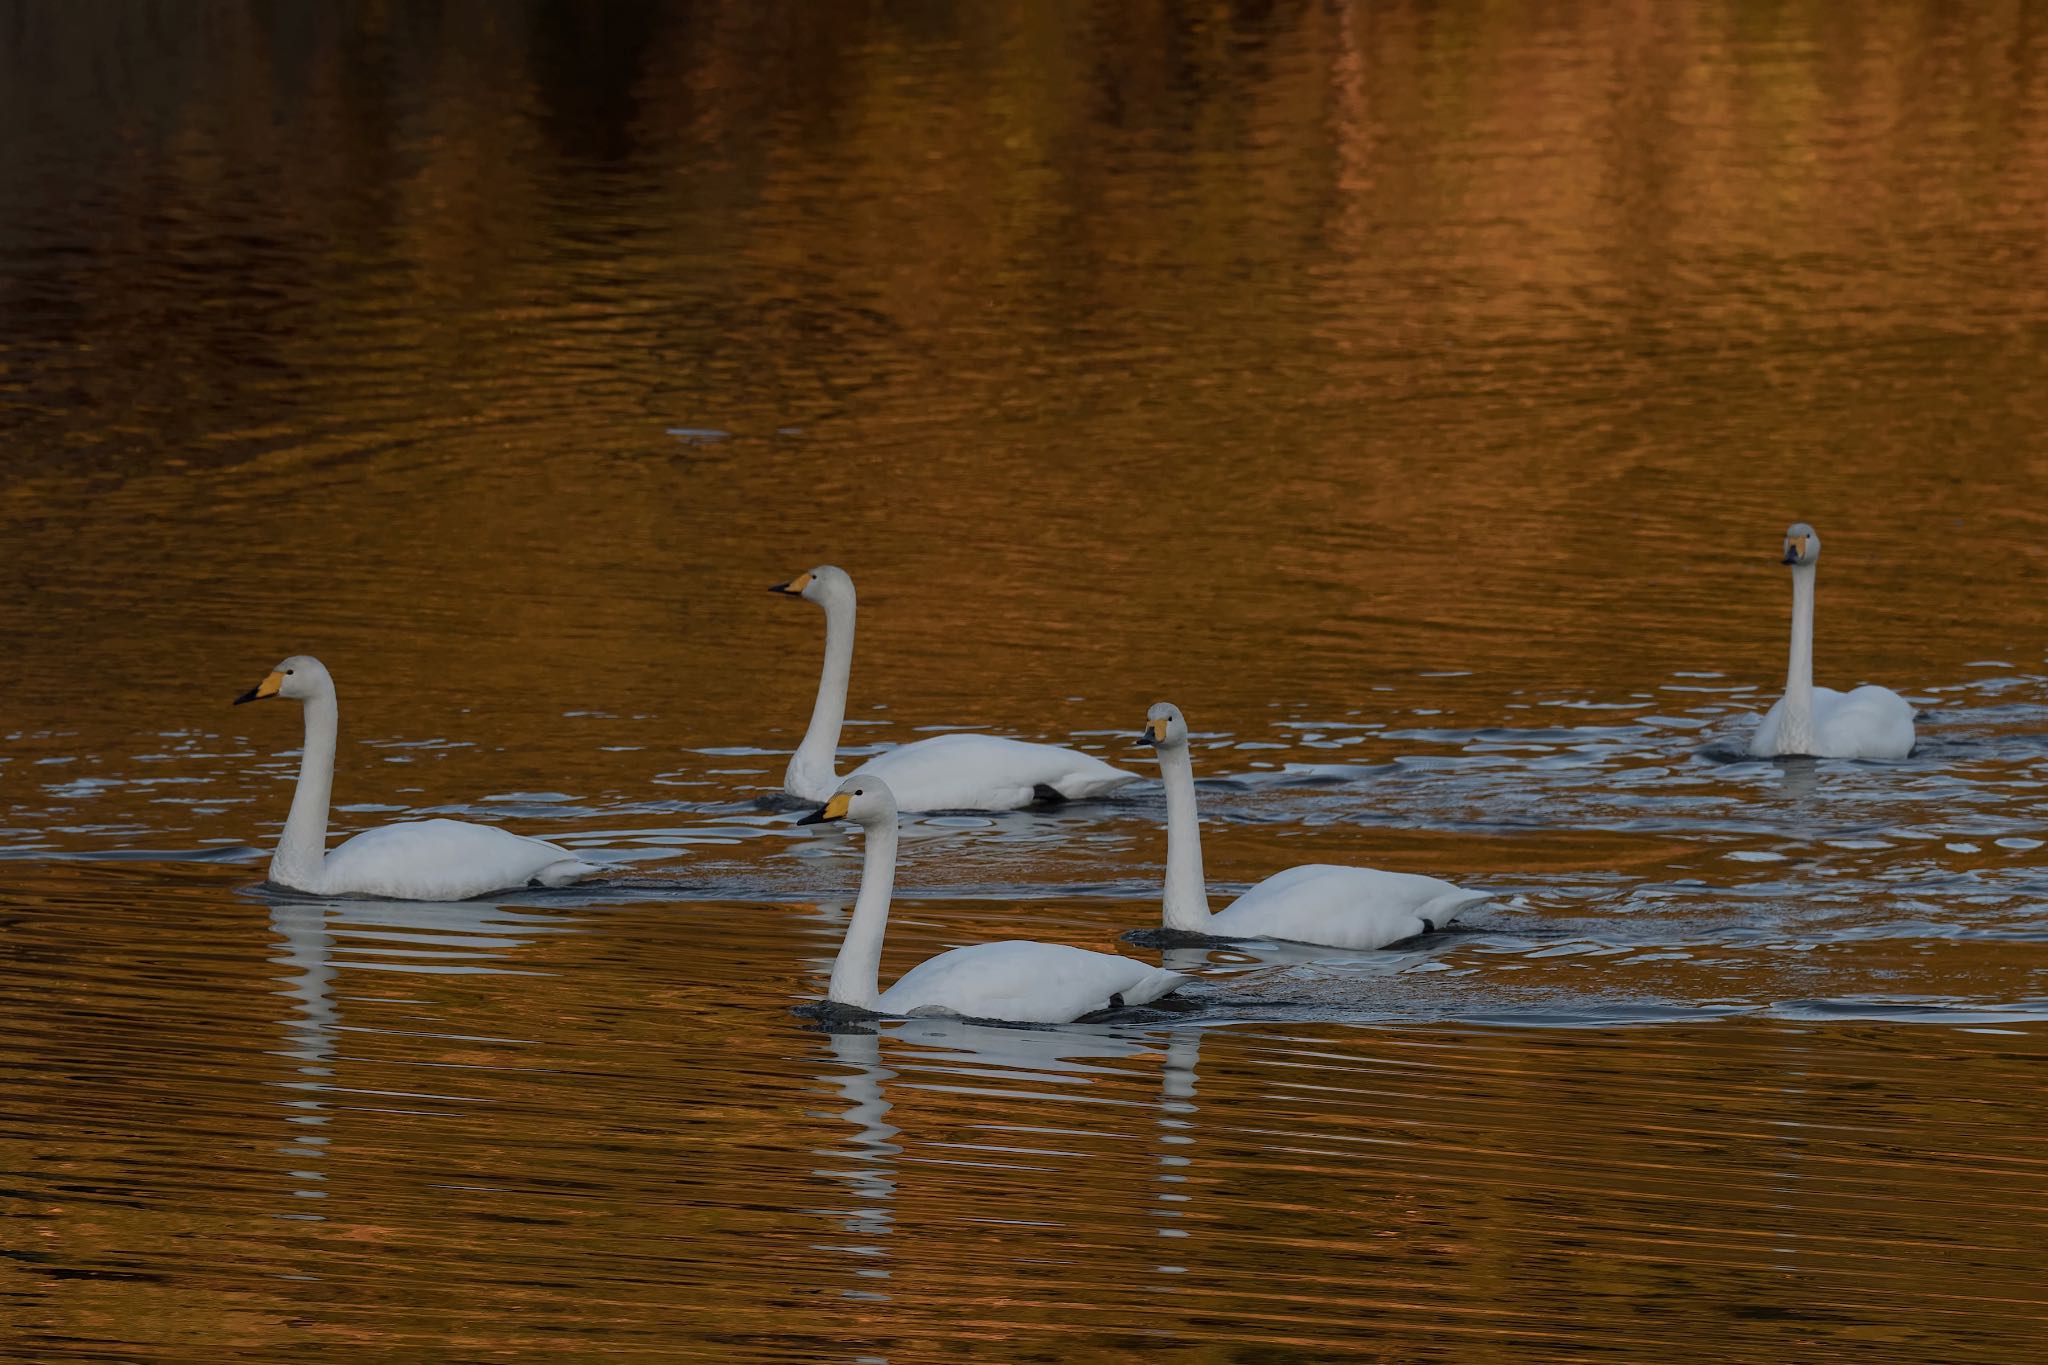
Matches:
[[828, 818, 897, 1010], [788, 594, 854, 801], [1158, 742, 1212, 931], [1781, 565, 1817, 733], [273, 689, 337, 888]]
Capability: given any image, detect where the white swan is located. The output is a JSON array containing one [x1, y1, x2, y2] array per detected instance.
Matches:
[[770, 566, 1138, 810], [799, 776, 1184, 1023], [1748, 523, 1915, 759], [234, 656, 601, 899], [1135, 703, 1487, 948]]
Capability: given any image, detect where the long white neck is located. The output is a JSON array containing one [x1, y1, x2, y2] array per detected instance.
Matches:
[[271, 686, 338, 889], [828, 817, 898, 1010], [1157, 742, 1212, 932], [1777, 564, 1819, 752], [787, 594, 855, 801]]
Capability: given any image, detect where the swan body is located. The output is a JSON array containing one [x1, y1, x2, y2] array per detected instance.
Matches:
[[1751, 684, 1915, 761], [771, 566, 1138, 811], [801, 777, 1184, 1023], [312, 820, 599, 900], [849, 732, 1134, 812], [235, 656, 601, 899], [1207, 863, 1489, 948], [1136, 703, 1486, 948], [1747, 523, 1915, 760], [876, 940, 1183, 1023]]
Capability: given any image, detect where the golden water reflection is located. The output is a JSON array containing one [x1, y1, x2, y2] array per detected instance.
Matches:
[[4, 2, 2048, 1360]]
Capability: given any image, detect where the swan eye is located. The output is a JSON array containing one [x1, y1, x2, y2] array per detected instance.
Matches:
[[285, 669, 295, 675]]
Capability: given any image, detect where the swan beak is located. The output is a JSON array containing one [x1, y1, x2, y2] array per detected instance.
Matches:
[[1134, 721, 1162, 749], [1783, 537, 1807, 565], [233, 671, 285, 706], [798, 791, 853, 825], [769, 570, 815, 596]]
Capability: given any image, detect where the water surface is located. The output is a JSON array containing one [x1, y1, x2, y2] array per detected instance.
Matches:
[[4, 3, 2047, 1360]]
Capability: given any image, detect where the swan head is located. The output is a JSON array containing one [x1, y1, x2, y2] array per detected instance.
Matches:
[[768, 564, 855, 609], [1137, 702, 1190, 750], [233, 654, 330, 706], [797, 774, 898, 827], [1782, 523, 1821, 567]]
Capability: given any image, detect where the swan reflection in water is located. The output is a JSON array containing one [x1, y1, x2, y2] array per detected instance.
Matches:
[[813, 1030, 900, 1298], [266, 893, 580, 1211], [271, 899, 339, 1214], [1152, 1030, 1203, 1259], [809, 1008, 1215, 1295]]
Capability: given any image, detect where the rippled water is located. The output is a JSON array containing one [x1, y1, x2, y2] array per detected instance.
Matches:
[[5, 3, 2048, 1360]]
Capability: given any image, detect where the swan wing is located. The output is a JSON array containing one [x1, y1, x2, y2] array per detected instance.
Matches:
[[877, 940, 1185, 1023], [1753, 685, 1913, 759], [316, 819, 600, 900], [1749, 695, 1789, 756], [853, 733, 1139, 811], [1814, 684, 1916, 759], [1210, 863, 1486, 949], [1749, 687, 1846, 757]]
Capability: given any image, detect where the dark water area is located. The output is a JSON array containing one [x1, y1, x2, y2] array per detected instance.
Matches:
[[3, 2, 2047, 1360]]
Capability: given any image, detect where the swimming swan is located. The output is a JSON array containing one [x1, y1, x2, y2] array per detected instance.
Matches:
[[770, 566, 1138, 810], [799, 776, 1184, 1022], [1132, 703, 1487, 948], [1748, 523, 1915, 759], [234, 656, 601, 899]]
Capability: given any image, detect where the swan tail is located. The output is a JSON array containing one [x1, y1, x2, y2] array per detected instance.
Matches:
[[1119, 968, 1188, 1009], [530, 857, 603, 888], [1438, 891, 1490, 924], [1051, 767, 1142, 800]]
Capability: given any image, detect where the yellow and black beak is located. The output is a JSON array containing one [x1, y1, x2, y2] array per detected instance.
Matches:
[[233, 671, 285, 706], [797, 791, 853, 825], [769, 570, 815, 597], [1135, 719, 1164, 748], [1782, 536, 1808, 565]]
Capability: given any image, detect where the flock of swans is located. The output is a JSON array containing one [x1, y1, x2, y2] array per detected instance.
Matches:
[[232, 521, 1915, 1026]]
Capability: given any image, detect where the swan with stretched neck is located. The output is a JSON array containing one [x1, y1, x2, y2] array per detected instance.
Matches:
[[769, 566, 1138, 811], [234, 656, 601, 899], [1748, 523, 1915, 759], [799, 776, 1183, 1022], [1129, 703, 1486, 948]]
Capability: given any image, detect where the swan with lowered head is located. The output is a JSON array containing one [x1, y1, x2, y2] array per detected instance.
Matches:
[[799, 776, 1184, 1022], [234, 656, 601, 899], [770, 566, 1138, 811], [1748, 523, 1915, 759], [1132, 703, 1487, 948]]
